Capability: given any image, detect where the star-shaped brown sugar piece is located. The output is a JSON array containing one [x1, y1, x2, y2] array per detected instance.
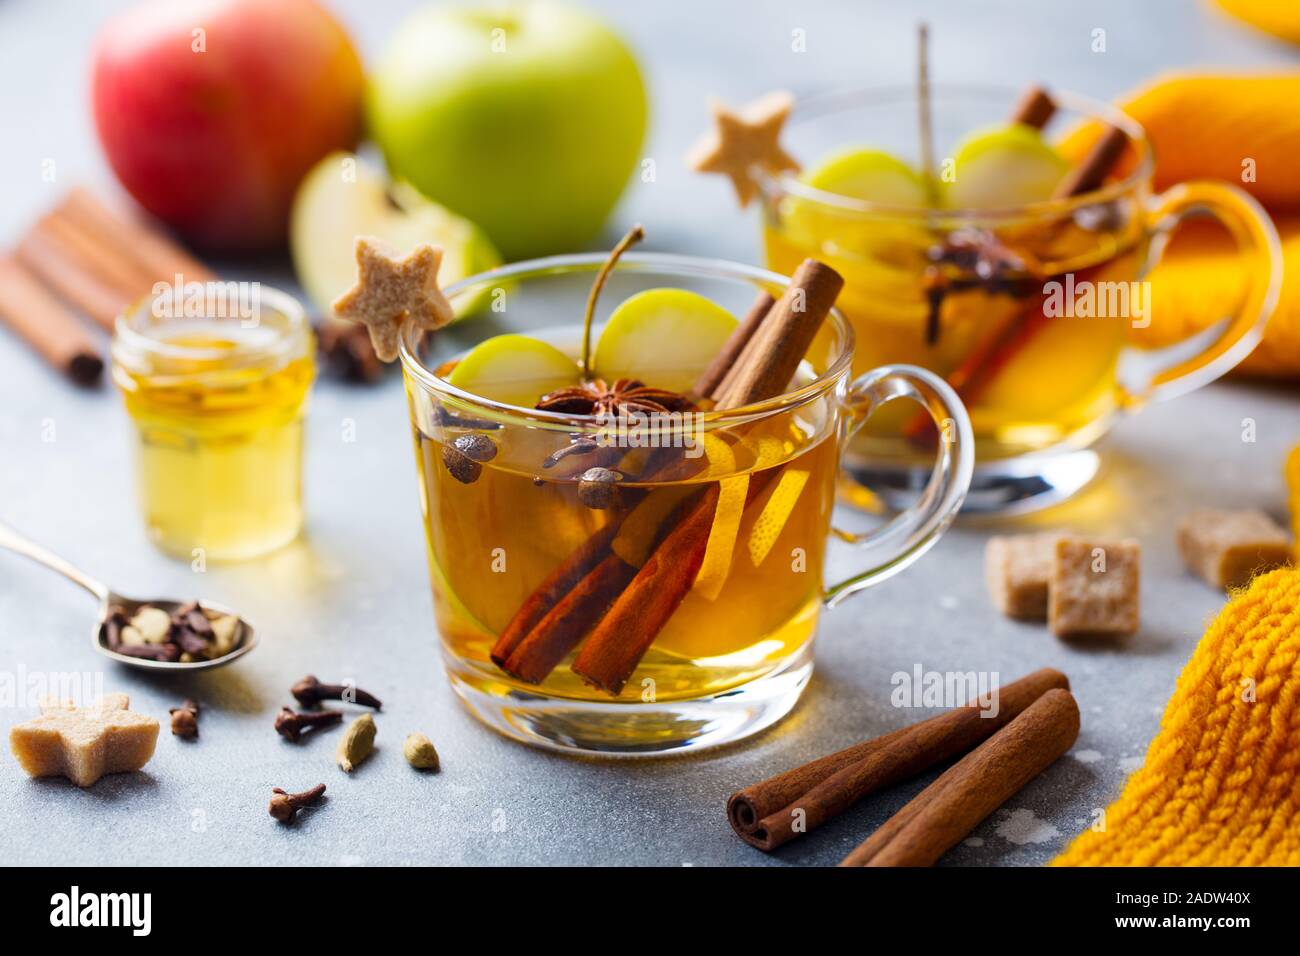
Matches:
[[687, 90, 801, 207], [9, 694, 159, 788], [332, 237, 455, 362]]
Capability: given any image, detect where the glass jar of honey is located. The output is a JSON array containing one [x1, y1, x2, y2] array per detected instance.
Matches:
[[110, 285, 315, 560]]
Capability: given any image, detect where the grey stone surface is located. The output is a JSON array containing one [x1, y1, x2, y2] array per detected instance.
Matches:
[[0, 0, 1295, 866]]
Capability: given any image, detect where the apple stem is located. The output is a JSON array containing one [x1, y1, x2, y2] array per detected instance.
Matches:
[[916, 22, 937, 201], [580, 224, 645, 380]]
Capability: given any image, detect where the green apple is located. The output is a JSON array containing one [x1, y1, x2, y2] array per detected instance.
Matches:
[[942, 124, 1070, 208], [290, 150, 500, 316], [592, 289, 737, 393], [800, 146, 931, 206], [446, 333, 578, 407], [368, 1, 648, 261]]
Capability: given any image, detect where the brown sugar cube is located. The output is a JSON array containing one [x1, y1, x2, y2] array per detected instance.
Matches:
[[985, 533, 1060, 620], [1049, 537, 1140, 637], [1176, 509, 1293, 589], [9, 694, 159, 788]]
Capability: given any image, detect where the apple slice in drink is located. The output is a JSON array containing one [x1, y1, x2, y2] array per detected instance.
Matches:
[[782, 147, 934, 272], [290, 150, 500, 316], [592, 289, 737, 393], [800, 147, 932, 207], [941, 124, 1070, 208], [445, 334, 578, 408]]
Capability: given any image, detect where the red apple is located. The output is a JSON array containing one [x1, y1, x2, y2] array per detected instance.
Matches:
[[92, 0, 364, 252]]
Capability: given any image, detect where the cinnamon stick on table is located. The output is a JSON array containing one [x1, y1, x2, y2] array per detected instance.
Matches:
[[840, 687, 1080, 867], [729, 667, 1069, 851], [0, 255, 103, 386]]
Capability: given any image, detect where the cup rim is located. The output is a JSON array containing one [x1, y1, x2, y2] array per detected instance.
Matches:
[[761, 82, 1153, 223], [111, 284, 309, 369], [398, 251, 856, 427]]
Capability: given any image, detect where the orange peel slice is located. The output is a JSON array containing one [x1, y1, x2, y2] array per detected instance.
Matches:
[[747, 468, 811, 567]]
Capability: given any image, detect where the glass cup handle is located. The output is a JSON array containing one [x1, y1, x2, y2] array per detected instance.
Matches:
[[822, 364, 974, 608], [1119, 180, 1282, 404]]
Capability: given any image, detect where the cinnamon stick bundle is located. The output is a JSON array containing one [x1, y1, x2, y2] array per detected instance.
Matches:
[[840, 687, 1080, 866], [728, 667, 1068, 850], [0, 255, 103, 386], [15, 188, 216, 333]]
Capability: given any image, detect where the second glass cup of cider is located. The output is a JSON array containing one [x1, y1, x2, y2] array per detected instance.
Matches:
[[400, 253, 973, 755], [759, 86, 1280, 513]]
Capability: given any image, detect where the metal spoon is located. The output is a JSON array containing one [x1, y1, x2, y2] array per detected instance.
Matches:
[[0, 521, 256, 672]]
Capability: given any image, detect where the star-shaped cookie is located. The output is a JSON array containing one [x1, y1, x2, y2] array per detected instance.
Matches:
[[687, 90, 801, 207], [10, 694, 159, 788], [332, 237, 456, 362]]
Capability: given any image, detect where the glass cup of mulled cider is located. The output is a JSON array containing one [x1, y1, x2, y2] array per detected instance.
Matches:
[[755, 85, 1280, 514], [399, 252, 973, 755]]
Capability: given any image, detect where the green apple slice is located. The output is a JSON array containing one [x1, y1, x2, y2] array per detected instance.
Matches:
[[591, 289, 737, 393], [941, 124, 1070, 209], [799, 146, 931, 207], [445, 334, 578, 407], [290, 150, 501, 317]]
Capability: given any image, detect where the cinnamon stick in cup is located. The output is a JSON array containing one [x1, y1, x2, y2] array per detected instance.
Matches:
[[0, 255, 103, 386], [695, 289, 775, 401], [714, 259, 844, 408], [1010, 86, 1056, 130], [1052, 124, 1129, 199], [571, 486, 720, 695], [731, 667, 1069, 851], [840, 687, 1080, 867]]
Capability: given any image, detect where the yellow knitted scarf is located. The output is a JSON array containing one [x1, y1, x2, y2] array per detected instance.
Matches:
[[1054, 567, 1300, 866]]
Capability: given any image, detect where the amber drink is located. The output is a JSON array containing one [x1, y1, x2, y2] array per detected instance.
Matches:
[[400, 253, 973, 755]]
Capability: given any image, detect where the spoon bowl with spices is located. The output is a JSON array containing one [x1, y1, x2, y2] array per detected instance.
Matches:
[[0, 521, 256, 672]]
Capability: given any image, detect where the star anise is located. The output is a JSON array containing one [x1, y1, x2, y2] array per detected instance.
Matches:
[[535, 378, 696, 417]]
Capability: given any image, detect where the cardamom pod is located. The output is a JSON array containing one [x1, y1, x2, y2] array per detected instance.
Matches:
[[403, 732, 440, 771], [337, 713, 376, 772]]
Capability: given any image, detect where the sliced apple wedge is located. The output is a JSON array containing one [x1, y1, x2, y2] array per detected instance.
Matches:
[[290, 150, 501, 316], [800, 146, 931, 206], [445, 334, 579, 408], [941, 124, 1070, 209], [592, 289, 737, 393]]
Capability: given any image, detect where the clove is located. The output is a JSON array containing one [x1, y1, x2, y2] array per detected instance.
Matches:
[[169, 699, 200, 739], [268, 783, 326, 823], [274, 706, 343, 742], [291, 675, 382, 710]]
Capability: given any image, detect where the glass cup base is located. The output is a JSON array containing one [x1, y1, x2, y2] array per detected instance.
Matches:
[[843, 447, 1100, 516], [444, 642, 814, 757]]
